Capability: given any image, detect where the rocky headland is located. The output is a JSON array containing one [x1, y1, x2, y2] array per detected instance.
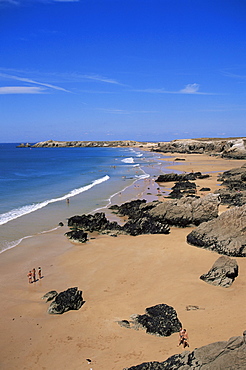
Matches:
[[19, 137, 246, 159]]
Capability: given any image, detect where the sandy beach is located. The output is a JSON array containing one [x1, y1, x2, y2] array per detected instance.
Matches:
[[0, 153, 246, 370]]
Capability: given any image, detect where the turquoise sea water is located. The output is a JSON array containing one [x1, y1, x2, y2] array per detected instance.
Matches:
[[0, 144, 173, 253]]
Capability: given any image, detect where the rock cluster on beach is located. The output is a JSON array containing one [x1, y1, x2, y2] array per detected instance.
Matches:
[[118, 304, 182, 338], [200, 256, 238, 287], [123, 330, 246, 370], [215, 163, 246, 206], [187, 204, 246, 257], [66, 193, 220, 240], [42, 287, 85, 314]]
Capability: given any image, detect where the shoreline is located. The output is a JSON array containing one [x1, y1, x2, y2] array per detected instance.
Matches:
[[0, 152, 246, 370]]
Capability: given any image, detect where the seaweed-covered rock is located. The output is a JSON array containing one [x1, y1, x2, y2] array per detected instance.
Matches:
[[109, 199, 147, 217], [123, 331, 246, 370], [65, 229, 88, 243], [200, 256, 238, 287], [187, 204, 246, 256], [135, 304, 182, 337], [67, 212, 121, 233], [168, 181, 197, 199], [155, 172, 207, 183], [47, 287, 85, 314], [122, 216, 170, 236]]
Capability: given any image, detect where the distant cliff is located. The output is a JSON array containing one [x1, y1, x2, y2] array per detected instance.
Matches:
[[154, 137, 246, 159], [31, 139, 157, 149], [18, 138, 246, 159]]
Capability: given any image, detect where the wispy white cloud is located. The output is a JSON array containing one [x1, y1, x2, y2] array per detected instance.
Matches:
[[133, 83, 215, 95], [0, 72, 71, 93], [222, 71, 246, 80], [179, 83, 200, 94], [73, 73, 124, 85], [0, 86, 45, 94], [98, 108, 158, 115]]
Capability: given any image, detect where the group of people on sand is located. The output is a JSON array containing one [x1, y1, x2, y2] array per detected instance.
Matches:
[[27, 267, 42, 283]]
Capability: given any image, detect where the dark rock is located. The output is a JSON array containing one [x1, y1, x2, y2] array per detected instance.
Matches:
[[200, 256, 238, 287], [109, 199, 147, 217], [200, 187, 211, 191], [171, 181, 196, 191], [122, 216, 170, 236], [67, 212, 121, 233], [123, 330, 246, 370], [215, 164, 246, 206], [215, 188, 246, 207], [187, 204, 246, 256], [149, 193, 220, 227], [65, 229, 88, 243], [59, 222, 64, 226], [42, 290, 58, 302], [47, 287, 85, 314], [174, 158, 186, 161], [135, 304, 182, 337], [156, 173, 197, 182], [167, 181, 197, 199]]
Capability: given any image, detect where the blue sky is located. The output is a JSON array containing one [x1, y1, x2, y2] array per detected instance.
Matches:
[[0, 0, 245, 142]]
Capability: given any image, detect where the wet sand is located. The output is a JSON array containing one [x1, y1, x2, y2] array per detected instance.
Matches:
[[0, 153, 246, 370]]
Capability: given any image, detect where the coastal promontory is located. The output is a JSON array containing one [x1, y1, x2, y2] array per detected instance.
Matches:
[[24, 137, 246, 159]]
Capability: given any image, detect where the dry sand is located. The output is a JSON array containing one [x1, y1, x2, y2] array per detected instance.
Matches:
[[0, 153, 246, 370]]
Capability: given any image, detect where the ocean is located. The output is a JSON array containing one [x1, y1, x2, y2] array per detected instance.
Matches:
[[0, 143, 173, 253]]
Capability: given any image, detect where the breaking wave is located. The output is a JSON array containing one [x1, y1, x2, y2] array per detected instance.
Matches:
[[0, 175, 110, 226]]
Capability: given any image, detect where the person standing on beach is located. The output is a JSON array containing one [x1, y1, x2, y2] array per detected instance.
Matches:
[[178, 328, 189, 348], [38, 267, 42, 280], [32, 268, 36, 283], [27, 271, 32, 284]]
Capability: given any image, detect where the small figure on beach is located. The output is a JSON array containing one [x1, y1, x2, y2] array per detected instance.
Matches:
[[32, 268, 36, 283], [66, 198, 70, 204], [38, 267, 42, 280], [27, 271, 32, 284], [178, 328, 189, 348]]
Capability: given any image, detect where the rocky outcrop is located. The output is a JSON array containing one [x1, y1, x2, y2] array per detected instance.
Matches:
[[120, 304, 182, 337], [27, 138, 246, 158], [200, 256, 238, 287], [31, 139, 156, 148], [148, 193, 220, 227], [215, 163, 246, 206], [66, 194, 220, 242], [111, 194, 220, 228], [16, 143, 31, 148], [45, 287, 85, 314], [155, 172, 209, 183], [187, 204, 246, 256], [154, 138, 246, 159], [123, 331, 246, 370]]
